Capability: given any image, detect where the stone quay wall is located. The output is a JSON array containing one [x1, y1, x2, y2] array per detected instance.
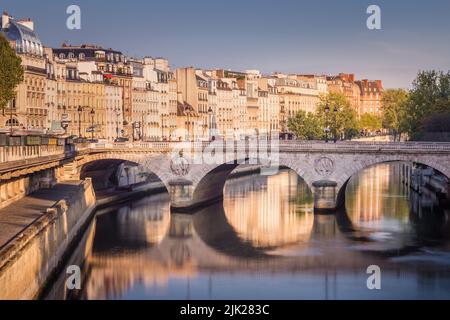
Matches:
[[0, 179, 96, 300]]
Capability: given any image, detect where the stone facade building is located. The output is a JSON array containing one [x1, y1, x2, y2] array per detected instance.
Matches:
[[1, 13, 385, 141], [356, 79, 383, 116]]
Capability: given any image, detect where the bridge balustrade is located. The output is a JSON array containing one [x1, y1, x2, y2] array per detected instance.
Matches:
[[3, 140, 448, 166], [278, 141, 450, 152], [0, 145, 65, 164], [85, 140, 450, 153]]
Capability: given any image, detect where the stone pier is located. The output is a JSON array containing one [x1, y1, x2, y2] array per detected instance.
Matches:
[[312, 180, 339, 213]]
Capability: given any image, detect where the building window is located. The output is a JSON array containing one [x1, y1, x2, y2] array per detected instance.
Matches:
[[59, 53, 65, 59], [6, 118, 20, 127], [79, 53, 85, 60]]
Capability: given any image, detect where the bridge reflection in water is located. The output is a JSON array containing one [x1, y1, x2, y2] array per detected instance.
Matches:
[[43, 164, 450, 300]]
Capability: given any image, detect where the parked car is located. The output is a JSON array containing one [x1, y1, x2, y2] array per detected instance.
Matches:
[[114, 137, 129, 143]]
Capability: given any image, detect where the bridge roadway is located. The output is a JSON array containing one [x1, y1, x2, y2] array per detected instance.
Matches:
[[1, 140, 450, 213]]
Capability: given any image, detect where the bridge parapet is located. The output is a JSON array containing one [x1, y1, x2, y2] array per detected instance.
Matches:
[[0, 145, 66, 164], [83, 140, 450, 154], [278, 141, 450, 153], [1, 141, 449, 168]]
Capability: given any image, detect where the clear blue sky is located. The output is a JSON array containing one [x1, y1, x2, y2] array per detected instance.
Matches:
[[2, 0, 450, 88]]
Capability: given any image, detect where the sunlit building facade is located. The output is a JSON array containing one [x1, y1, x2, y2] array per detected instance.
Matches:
[[1, 12, 47, 133]]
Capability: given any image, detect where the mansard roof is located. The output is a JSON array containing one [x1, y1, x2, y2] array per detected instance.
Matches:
[[1, 17, 43, 56]]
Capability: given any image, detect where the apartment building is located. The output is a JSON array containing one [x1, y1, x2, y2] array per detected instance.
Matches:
[[356, 80, 383, 116], [327, 73, 362, 116], [53, 44, 133, 138], [1, 12, 47, 133]]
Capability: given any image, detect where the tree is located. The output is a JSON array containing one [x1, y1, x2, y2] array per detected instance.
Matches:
[[421, 112, 450, 132], [317, 93, 359, 140], [381, 89, 409, 141], [403, 70, 450, 140], [288, 110, 322, 140], [360, 113, 382, 132], [0, 34, 24, 109]]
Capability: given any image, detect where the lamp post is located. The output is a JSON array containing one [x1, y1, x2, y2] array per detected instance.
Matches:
[[115, 108, 121, 140], [324, 104, 330, 143], [208, 106, 213, 141], [132, 122, 137, 142], [161, 113, 168, 142], [141, 112, 145, 142], [333, 106, 338, 143], [186, 108, 191, 142], [90, 108, 95, 140], [9, 99, 14, 135], [161, 114, 164, 141], [77, 106, 83, 138]]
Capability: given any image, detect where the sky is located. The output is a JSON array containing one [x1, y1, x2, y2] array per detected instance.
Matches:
[[2, 0, 450, 88]]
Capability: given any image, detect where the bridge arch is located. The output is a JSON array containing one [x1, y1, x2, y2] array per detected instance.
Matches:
[[74, 153, 172, 194], [190, 158, 315, 210], [335, 156, 450, 209]]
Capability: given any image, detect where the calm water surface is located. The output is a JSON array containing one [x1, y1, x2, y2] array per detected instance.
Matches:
[[46, 164, 450, 300]]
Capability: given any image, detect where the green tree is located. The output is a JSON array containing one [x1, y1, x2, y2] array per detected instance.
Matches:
[[0, 34, 24, 109], [288, 110, 322, 140], [360, 113, 382, 132], [404, 70, 450, 140], [381, 89, 409, 141], [317, 93, 359, 141]]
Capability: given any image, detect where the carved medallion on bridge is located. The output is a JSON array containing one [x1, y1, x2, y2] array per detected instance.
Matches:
[[170, 151, 190, 177], [314, 157, 335, 177]]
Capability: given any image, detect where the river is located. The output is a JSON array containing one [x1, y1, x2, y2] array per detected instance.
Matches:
[[43, 163, 450, 300]]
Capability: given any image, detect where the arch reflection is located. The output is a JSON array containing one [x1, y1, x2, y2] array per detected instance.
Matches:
[[345, 163, 410, 233], [223, 169, 314, 248], [342, 162, 450, 246], [93, 193, 171, 252]]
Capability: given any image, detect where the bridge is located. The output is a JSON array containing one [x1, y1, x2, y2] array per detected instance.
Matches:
[[1, 140, 450, 213]]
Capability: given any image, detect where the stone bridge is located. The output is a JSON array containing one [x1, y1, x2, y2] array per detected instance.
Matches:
[[63, 140, 450, 213]]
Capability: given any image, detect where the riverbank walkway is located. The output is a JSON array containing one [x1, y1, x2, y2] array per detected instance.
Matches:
[[0, 182, 81, 250]]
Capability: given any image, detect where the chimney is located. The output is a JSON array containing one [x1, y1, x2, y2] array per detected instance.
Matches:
[[1, 12, 10, 29], [376, 80, 382, 89]]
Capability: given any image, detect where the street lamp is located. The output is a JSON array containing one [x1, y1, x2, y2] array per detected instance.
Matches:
[[77, 106, 83, 138], [9, 99, 15, 135], [115, 108, 121, 139], [141, 113, 145, 142], [324, 104, 330, 143], [90, 108, 95, 141], [185, 106, 193, 142], [208, 107, 213, 141], [333, 106, 338, 143]]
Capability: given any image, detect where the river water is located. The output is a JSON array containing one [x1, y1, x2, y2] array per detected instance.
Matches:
[[44, 163, 450, 300]]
